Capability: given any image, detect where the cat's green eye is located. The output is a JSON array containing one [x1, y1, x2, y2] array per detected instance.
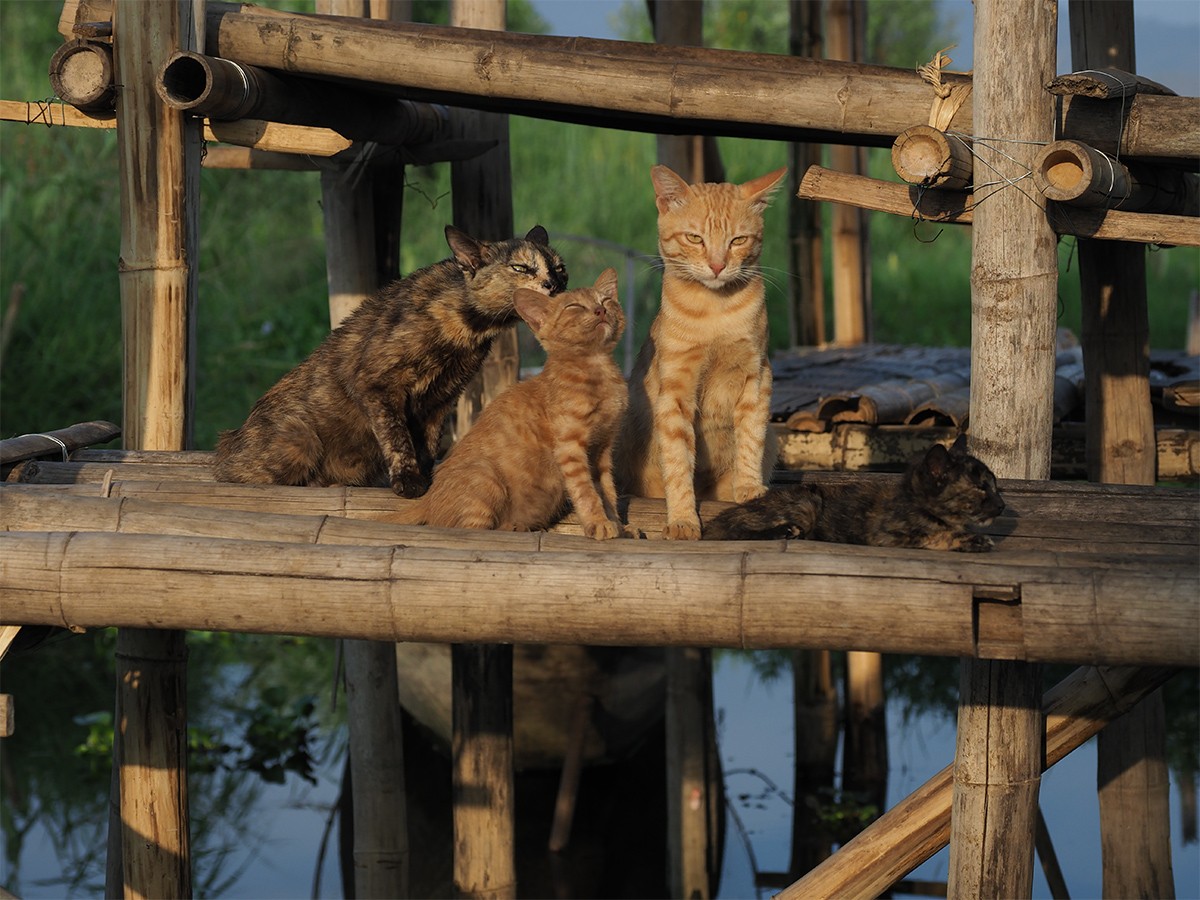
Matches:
[[684, 233, 704, 244], [730, 236, 748, 246]]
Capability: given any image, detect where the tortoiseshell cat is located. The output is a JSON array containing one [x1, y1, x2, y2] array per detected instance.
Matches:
[[702, 435, 1005, 550], [393, 269, 629, 538], [615, 164, 787, 540], [214, 225, 567, 497]]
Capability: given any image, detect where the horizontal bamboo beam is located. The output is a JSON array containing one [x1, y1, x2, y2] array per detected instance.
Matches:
[[797, 165, 1200, 247], [1, 492, 1195, 667], [0, 420, 120, 467], [0, 99, 353, 155], [778, 664, 1180, 899], [202, 4, 1199, 159]]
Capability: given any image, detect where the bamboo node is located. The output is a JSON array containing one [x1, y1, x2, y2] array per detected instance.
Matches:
[[917, 46, 972, 131]]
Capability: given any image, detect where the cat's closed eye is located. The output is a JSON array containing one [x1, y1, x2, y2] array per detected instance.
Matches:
[[730, 236, 748, 246], [684, 233, 704, 244], [510, 263, 534, 274]]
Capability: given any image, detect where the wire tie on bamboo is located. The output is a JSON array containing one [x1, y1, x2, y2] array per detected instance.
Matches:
[[15, 432, 69, 461]]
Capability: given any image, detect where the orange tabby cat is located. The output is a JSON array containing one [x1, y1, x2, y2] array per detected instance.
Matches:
[[392, 269, 628, 539], [616, 164, 787, 540]]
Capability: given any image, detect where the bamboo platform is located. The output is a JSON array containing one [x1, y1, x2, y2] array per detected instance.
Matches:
[[768, 342, 1200, 479], [2, 445, 1196, 669]]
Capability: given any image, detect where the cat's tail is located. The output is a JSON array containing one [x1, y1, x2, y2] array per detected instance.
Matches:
[[386, 498, 427, 526]]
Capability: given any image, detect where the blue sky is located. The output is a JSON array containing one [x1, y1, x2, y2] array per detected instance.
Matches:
[[531, 0, 1200, 97]]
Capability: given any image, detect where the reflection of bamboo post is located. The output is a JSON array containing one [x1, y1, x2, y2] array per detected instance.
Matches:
[[789, 649, 838, 876], [548, 693, 592, 852], [667, 646, 714, 899], [842, 651, 887, 820], [891, 125, 972, 190]]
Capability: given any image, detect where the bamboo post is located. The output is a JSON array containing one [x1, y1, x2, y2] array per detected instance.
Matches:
[[954, 0, 1059, 895], [447, 3, 517, 896], [787, 0, 826, 348], [109, 0, 200, 895], [826, 0, 871, 346], [311, 4, 410, 897], [1067, 7, 1175, 891]]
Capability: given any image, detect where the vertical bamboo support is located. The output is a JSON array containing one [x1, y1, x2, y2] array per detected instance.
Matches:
[[312, 6, 409, 896], [452, 642, 515, 899], [1067, 4, 1174, 892], [110, 1, 199, 896], [449, 0, 516, 442], [448, 4, 516, 897], [826, 0, 870, 346], [789, 649, 838, 876], [842, 650, 887, 823], [955, 0, 1058, 896], [787, 0, 826, 348]]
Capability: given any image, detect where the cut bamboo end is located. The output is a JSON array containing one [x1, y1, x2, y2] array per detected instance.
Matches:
[[1035, 139, 1131, 207], [156, 50, 260, 120], [891, 124, 973, 190], [48, 39, 116, 113]]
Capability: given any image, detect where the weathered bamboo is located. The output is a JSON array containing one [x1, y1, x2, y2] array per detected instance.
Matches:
[[1046, 66, 1174, 99], [48, 38, 116, 112], [891, 125, 973, 190], [0, 693, 12, 738], [954, 1, 1060, 894], [110, 0, 198, 895], [827, 0, 870, 347], [779, 665, 1179, 899], [2, 521, 1196, 666], [1034, 139, 1200, 214], [1069, 8, 1177, 894], [198, 4, 1200, 160], [0, 420, 120, 467]]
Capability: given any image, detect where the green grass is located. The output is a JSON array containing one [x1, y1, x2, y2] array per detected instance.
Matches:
[[2, 2, 1196, 450]]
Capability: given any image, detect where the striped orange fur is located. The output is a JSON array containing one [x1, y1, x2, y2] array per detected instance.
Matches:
[[616, 165, 786, 540]]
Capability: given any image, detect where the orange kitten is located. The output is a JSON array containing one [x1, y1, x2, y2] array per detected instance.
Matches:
[[393, 270, 628, 539], [616, 164, 786, 540]]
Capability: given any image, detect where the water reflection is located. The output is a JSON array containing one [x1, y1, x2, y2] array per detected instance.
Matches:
[[2, 636, 1196, 898]]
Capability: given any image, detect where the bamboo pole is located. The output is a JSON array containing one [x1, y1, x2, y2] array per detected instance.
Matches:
[[827, 0, 871, 346], [110, 0, 199, 895], [1068, 6, 1176, 895], [445, 4, 517, 896], [796, 164, 1200, 246], [787, 0, 825, 348], [0, 420, 120, 467], [198, 5, 1199, 160], [1034, 139, 1200, 214], [954, 0, 1060, 895], [779, 665, 1180, 899]]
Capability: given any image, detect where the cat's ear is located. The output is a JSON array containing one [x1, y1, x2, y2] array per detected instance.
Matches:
[[950, 432, 970, 456], [513, 288, 551, 333], [593, 267, 619, 302], [525, 225, 550, 246], [651, 165, 691, 214], [741, 167, 788, 213], [445, 225, 484, 275], [923, 442, 952, 484]]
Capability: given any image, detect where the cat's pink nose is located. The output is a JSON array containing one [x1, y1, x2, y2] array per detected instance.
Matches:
[[710, 261, 725, 276]]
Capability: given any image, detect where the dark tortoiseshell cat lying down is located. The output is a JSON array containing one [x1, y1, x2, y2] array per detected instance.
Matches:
[[702, 435, 1005, 551]]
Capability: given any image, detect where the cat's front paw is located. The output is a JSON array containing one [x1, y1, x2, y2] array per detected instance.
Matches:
[[390, 469, 430, 499], [663, 520, 702, 541], [583, 520, 621, 540], [734, 482, 769, 503], [955, 533, 995, 552]]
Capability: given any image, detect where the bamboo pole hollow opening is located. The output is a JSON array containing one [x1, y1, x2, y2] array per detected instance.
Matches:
[[157, 51, 260, 120], [1036, 139, 1130, 206]]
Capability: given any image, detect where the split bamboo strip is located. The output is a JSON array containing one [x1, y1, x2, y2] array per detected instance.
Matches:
[[796, 165, 1200, 246], [1046, 66, 1174, 99], [778, 665, 1180, 900], [1, 524, 1196, 667]]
